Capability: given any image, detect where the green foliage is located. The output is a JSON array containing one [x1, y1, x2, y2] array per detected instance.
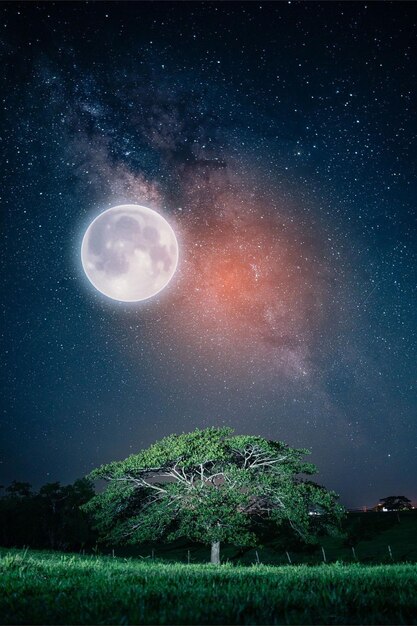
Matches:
[[85, 427, 344, 553], [1, 548, 417, 625]]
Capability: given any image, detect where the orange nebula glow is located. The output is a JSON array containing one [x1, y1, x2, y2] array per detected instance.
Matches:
[[166, 199, 328, 378]]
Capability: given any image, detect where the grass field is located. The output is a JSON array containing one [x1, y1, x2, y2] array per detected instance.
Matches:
[[1, 548, 417, 625]]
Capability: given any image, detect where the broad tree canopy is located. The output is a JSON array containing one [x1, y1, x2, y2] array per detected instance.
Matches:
[[378, 496, 412, 511], [85, 427, 343, 562]]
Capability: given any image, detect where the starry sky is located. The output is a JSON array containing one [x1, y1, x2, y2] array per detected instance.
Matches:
[[1, 1, 416, 508]]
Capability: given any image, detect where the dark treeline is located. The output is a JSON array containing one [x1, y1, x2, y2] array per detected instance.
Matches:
[[0, 479, 96, 551], [1, 478, 414, 556]]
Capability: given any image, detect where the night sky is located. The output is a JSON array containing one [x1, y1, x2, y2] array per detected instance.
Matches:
[[1, 1, 416, 509]]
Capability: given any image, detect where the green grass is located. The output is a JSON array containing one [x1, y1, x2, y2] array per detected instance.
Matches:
[[1, 548, 417, 625]]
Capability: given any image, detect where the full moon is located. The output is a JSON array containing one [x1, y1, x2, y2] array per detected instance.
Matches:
[[81, 204, 179, 302]]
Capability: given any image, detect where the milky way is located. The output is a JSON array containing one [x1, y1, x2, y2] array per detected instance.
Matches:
[[69, 73, 340, 382], [168, 184, 330, 380]]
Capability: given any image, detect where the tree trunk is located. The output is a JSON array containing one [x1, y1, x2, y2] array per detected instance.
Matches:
[[211, 541, 220, 565]]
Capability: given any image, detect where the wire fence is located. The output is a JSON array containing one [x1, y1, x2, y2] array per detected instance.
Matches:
[[103, 541, 417, 566]]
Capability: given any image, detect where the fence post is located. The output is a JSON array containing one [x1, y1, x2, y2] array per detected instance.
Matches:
[[321, 546, 327, 563], [352, 546, 357, 560], [388, 545, 393, 560], [255, 550, 260, 565], [151, 549, 155, 560], [112, 549, 115, 558], [187, 550, 191, 564], [286, 551, 292, 564]]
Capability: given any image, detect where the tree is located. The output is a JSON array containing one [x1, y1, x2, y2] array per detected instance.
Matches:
[[37, 479, 96, 549], [0, 478, 96, 550], [84, 427, 344, 564], [0, 482, 39, 547], [377, 496, 412, 511], [5, 481, 33, 498]]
